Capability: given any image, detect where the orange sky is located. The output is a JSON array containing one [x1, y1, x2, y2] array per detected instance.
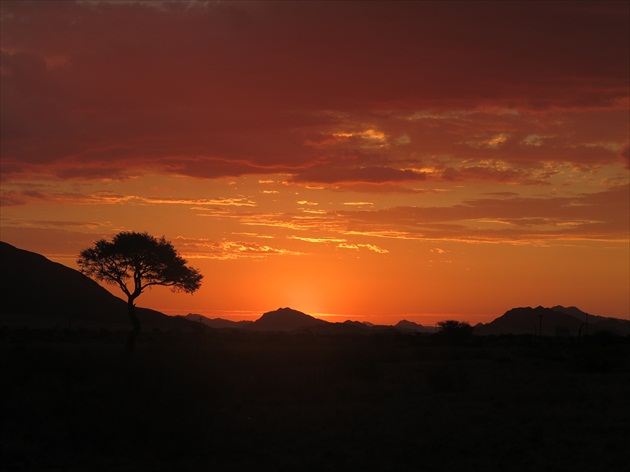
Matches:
[[1, 1, 628, 325]]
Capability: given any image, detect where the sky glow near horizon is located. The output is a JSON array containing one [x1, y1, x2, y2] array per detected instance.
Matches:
[[1, 1, 628, 324]]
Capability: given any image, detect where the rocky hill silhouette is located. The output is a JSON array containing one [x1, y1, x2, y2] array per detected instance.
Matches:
[[249, 307, 328, 331], [475, 306, 630, 336], [0, 241, 193, 330]]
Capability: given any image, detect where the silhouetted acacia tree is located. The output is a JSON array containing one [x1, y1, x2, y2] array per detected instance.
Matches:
[[78, 231, 203, 354], [437, 320, 473, 342]]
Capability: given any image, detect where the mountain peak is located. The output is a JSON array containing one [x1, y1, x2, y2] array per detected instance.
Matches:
[[395, 319, 431, 333], [251, 307, 328, 331]]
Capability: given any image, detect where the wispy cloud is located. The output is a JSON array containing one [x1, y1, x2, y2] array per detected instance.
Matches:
[[142, 196, 257, 207], [0, 190, 257, 208], [338, 242, 389, 254], [0, 189, 134, 207], [174, 237, 303, 260], [1, 217, 109, 230], [289, 236, 346, 244]]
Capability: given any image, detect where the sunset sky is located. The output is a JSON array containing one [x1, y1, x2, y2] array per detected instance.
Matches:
[[1, 1, 628, 325]]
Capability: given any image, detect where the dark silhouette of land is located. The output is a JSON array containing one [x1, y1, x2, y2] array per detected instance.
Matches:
[[252, 306, 329, 331], [2, 241, 630, 471], [475, 306, 630, 337], [188, 308, 427, 335]]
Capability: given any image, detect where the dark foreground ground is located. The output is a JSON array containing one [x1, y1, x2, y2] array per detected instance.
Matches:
[[2, 328, 629, 472]]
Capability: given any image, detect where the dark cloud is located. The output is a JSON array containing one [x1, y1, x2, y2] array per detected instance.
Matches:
[[0, 1, 628, 182]]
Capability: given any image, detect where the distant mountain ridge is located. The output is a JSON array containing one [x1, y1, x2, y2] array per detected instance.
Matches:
[[184, 314, 254, 329], [186, 308, 433, 335], [475, 306, 630, 336], [187, 309, 381, 334], [191, 306, 630, 337]]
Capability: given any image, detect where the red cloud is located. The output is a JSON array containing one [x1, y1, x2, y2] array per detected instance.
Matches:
[[620, 145, 630, 169], [1, 1, 627, 183]]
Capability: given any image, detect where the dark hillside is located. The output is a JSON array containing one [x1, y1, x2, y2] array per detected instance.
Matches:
[[476, 306, 584, 336], [552, 305, 630, 336], [0, 241, 192, 330]]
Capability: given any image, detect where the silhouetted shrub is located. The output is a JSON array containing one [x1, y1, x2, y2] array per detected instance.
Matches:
[[437, 320, 473, 343]]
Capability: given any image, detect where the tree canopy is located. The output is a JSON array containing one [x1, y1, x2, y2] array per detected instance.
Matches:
[[78, 231, 203, 300]]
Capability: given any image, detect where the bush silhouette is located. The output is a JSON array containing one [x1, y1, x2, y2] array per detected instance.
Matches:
[[436, 320, 473, 342]]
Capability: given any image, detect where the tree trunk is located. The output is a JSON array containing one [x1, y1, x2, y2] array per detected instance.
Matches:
[[124, 297, 141, 356]]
